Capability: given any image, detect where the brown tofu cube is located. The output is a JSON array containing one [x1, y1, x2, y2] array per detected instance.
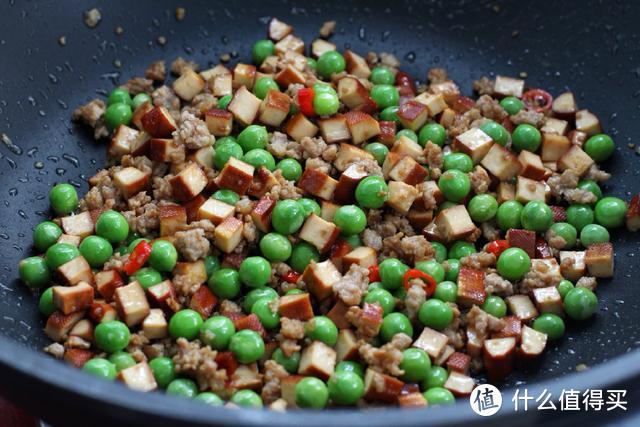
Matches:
[[457, 267, 486, 306], [388, 156, 428, 185], [298, 167, 338, 200], [250, 196, 276, 233], [627, 195, 640, 232], [531, 286, 564, 316], [45, 311, 84, 342], [337, 77, 371, 110], [61, 211, 94, 238], [228, 86, 262, 126], [552, 92, 577, 121], [446, 352, 471, 374], [439, 107, 457, 128], [334, 163, 369, 204], [559, 251, 586, 281], [585, 242, 614, 278], [407, 208, 434, 230], [57, 256, 93, 286], [493, 75, 524, 98], [497, 182, 516, 203], [311, 38, 336, 58], [114, 281, 150, 327], [506, 294, 538, 321], [429, 80, 461, 104], [343, 50, 371, 79], [516, 175, 546, 203], [205, 109, 233, 136], [435, 205, 477, 242], [197, 198, 235, 225], [89, 301, 118, 323], [299, 214, 340, 253], [558, 145, 594, 176], [131, 102, 153, 131], [303, 260, 342, 300], [113, 167, 150, 198], [142, 308, 168, 340], [575, 109, 601, 136], [258, 90, 291, 127], [344, 110, 380, 144], [52, 282, 94, 315], [444, 371, 475, 397], [481, 143, 522, 180], [378, 120, 396, 146], [169, 163, 207, 201], [414, 92, 448, 117], [274, 65, 305, 88], [281, 375, 304, 407], [392, 135, 424, 161], [320, 200, 341, 222], [188, 146, 214, 170], [108, 125, 138, 158], [285, 113, 319, 141], [493, 316, 522, 342], [519, 325, 547, 359], [274, 34, 304, 55], [334, 143, 374, 172], [398, 393, 428, 408], [416, 180, 445, 207], [507, 229, 536, 258], [268, 18, 293, 41], [173, 68, 205, 101], [452, 128, 494, 164], [435, 345, 456, 366], [69, 319, 94, 342], [397, 100, 429, 131], [326, 300, 351, 330], [57, 234, 81, 247], [211, 73, 233, 97], [413, 327, 449, 360], [189, 284, 218, 319], [363, 369, 404, 403], [118, 362, 157, 392], [148, 138, 184, 163], [231, 363, 262, 391], [141, 106, 177, 138], [248, 166, 278, 198], [336, 329, 359, 362], [213, 216, 243, 253], [147, 279, 177, 312], [173, 260, 207, 286], [387, 181, 419, 214], [232, 64, 257, 90], [298, 341, 336, 380], [95, 270, 124, 302], [319, 115, 351, 143], [159, 204, 187, 236], [278, 293, 314, 321], [518, 150, 546, 181], [216, 157, 255, 195], [541, 117, 569, 136], [342, 246, 377, 271], [483, 337, 516, 382]]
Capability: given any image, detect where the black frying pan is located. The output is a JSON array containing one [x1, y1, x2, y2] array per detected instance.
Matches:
[[1, 0, 639, 425]]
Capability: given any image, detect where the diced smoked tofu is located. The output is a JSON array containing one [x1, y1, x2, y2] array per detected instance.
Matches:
[[342, 247, 377, 271], [320, 200, 341, 222], [435, 346, 456, 368], [114, 281, 150, 327], [147, 280, 176, 311], [142, 308, 168, 339], [302, 259, 342, 300], [541, 117, 569, 135], [57, 256, 93, 286], [45, 311, 84, 342], [344, 111, 380, 144], [414, 92, 447, 117], [281, 375, 304, 407], [552, 92, 577, 121], [173, 260, 207, 286], [205, 109, 233, 136], [213, 216, 243, 253], [187, 146, 214, 170], [493, 75, 524, 98], [215, 157, 255, 195], [497, 182, 516, 203], [63, 348, 94, 369], [493, 316, 522, 342], [299, 214, 340, 253], [506, 295, 538, 321], [52, 282, 94, 315], [435, 205, 477, 242], [481, 143, 522, 180], [483, 337, 516, 382], [232, 64, 257, 90], [443, 371, 475, 397], [378, 120, 396, 146], [141, 106, 177, 138], [407, 208, 434, 230], [258, 90, 291, 127], [519, 325, 547, 360], [575, 109, 601, 136], [113, 167, 150, 198], [268, 18, 293, 41], [274, 34, 304, 55], [274, 65, 305, 88], [131, 102, 153, 130], [413, 327, 449, 359], [311, 38, 336, 58], [173, 68, 205, 101], [326, 300, 351, 330], [457, 267, 486, 306], [392, 135, 423, 161], [231, 363, 262, 390], [209, 72, 232, 97], [228, 86, 262, 126], [558, 145, 594, 176], [149, 138, 184, 163], [197, 198, 235, 225], [95, 270, 124, 302], [507, 229, 536, 258], [387, 181, 419, 214], [57, 234, 81, 247], [61, 211, 94, 238], [429, 81, 461, 104], [285, 113, 319, 141], [397, 100, 428, 131], [439, 107, 457, 128], [585, 242, 614, 278], [278, 293, 314, 321], [398, 392, 427, 408], [159, 204, 186, 236], [627, 195, 640, 232], [334, 143, 374, 172], [89, 301, 118, 323], [337, 77, 369, 111], [109, 125, 138, 158], [532, 286, 564, 316], [452, 128, 494, 164], [298, 167, 338, 200], [118, 362, 157, 392], [169, 163, 207, 201], [344, 50, 371, 79], [248, 166, 278, 198], [251, 196, 276, 233], [417, 180, 445, 206], [446, 352, 471, 374], [334, 163, 368, 204], [69, 319, 94, 341], [518, 150, 546, 180], [388, 156, 428, 185], [516, 175, 546, 203], [363, 369, 404, 403], [559, 251, 586, 281], [298, 341, 336, 380], [319, 115, 350, 143]]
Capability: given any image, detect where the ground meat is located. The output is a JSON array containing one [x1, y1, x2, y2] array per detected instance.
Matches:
[[234, 197, 253, 215], [219, 300, 242, 316], [267, 170, 303, 200], [547, 170, 594, 204], [322, 144, 339, 162], [423, 142, 443, 178], [428, 68, 448, 84], [460, 252, 496, 270], [399, 235, 434, 262], [469, 165, 491, 194], [319, 20, 336, 38], [152, 85, 181, 113], [84, 8, 101, 28], [565, 188, 598, 204], [44, 343, 65, 359], [306, 157, 332, 174], [300, 136, 327, 159], [404, 283, 426, 322], [279, 318, 305, 340], [126, 202, 160, 236], [545, 228, 567, 250], [81, 173, 121, 211], [267, 132, 302, 160], [186, 93, 218, 117], [333, 264, 370, 306], [583, 164, 611, 182], [519, 259, 563, 292], [464, 305, 505, 368], [64, 335, 91, 349], [484, 272, 514, 297], [345, 305, 382, 338], [510, 108, 546, 128], [379, 52, 401, 69], [480, 221, 500, 241], [171, 57, 200, 75], [475, 95, 507, 121], [472, 76, 494, 95], [127, 332, 150, 362], [466, 226, 482, 243], [174, 228, 210, 261], [121, 155, 154, 175], [361, 228, 383, 251], [241, 214, 258, 244], [448, 108, 482, 138], [145, 60, 166, 81], [359, 333, 412, 376], [172, 338, 226, 392], [576, 276, 597, 291], [441, 303, 464, 349], [103, 252, 129, 272], [279, 339, 301, 357], [121, 77, 154, 96], [72, 98, 109, 140], [173, 111, 213, 149], [261, 360, 289, 404], [152, 176, 174, 200]]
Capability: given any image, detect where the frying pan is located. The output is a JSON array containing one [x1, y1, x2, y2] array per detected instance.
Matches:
[[1, 0, 639, 425]]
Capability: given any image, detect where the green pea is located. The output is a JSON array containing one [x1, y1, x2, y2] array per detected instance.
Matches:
[[239, 256, 271, 288], [443, 152, 473, 173], [272, 199, 305, 235], [49, 183, 78, 215], [364, 288, 395, 316], [108, 88, 132, 106], [252, 39, 275, 65], [422, 366, 448, 390], [548, 222, 577, 249], [396, 129, 418, 142], [272, 348, 301, 374], [231, 389, 263, 408], [306, 57, 317, 69], [419, 299, 453, 330], [468, 194, 499, 222], [297, 197, 321, 218], [104, 102, 132, 130], [253, 77, 279, 100], [365, 142, 389, 165], [400, 348, 431, 382], [148, 240, 178, 272], [594, 196, 627, 228], [370, 66, 395, 85], [19, 257, 50, 288], [370, 84, 399, 109], [79, 236, 113, 268], [317, 51, 345, 79], [512, 124, 541, 152], [212, 189, 239, 206], [500, 96, 524, 115], [584, 134, 614, 162], [328, 371, 364, 406], [208, 268, 241, 299], [380, 312, 413, 342], [433, 281, 457, 303], [195, 392, 224, 406], [444, 259, 460, 282], [259, 233, 292, 262], [33, 221, 63, 252], [448, 241, 476, 260], [313, 82, 337, 95], [379, 258, 409, 290], [108, 351, 136, 372], [214, 141, 243, 170], [295, 377, 329, 409], [580, 224, 610, 246], [276, 158, 303, 181], [418, 123, 447, 147], [564, 287, 598, 320], [289, 242, 320, 272], [229, 329, 265, 364], [45, 243, 79, 270], [577, 180, 602, 203], [132, 93, 151, 109], [82, 358, 117, 380], [379, 105, 400, 123], [95, 210, 129, 244], [415, 260, 445, 284], [305, 316, 338, 346], [333, 205, 367, 236], [169, 309, 203, 340], [438, 169, 470, 202], [355, 176, 389, 209], [521, 201, 553, 232], [217, 95, 232, 110], [533, 313, 565, 340], [238, 125, 268, 152], [200, 316, 236, 350], [480, 121, 510, 146], [133, 267, 162, 289], [481, 295, 507, 318], [166, 378, 198, 398], [252, 298, 280, 330], [203, 255, 220, 279], [566, 204, 594, 232], [423, 387, 455, 405], [314, 91, 340, 116], [243, 148, 276, 171], [557, 279, 574, 299], [497, 247, 531, 280], [243, 287, 278, 312], [497, 200, 524, 231], [95, 320, 130, 353], [429, 242, 447, 263], [335, 361, 364, 378], [39, 287, 55, 316]]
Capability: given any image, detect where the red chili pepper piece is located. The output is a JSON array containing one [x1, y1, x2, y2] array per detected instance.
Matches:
[[282, 270, 301, 283], [330, 238, 352, 260], [486, 239, 510, 258], [402, 269, 436, 297], [123, 240, 152, 275], [522, 88, 553, 112], [215, 351, 238, 376], [298, 87, 315, 116], [368, 265, 380, 282]]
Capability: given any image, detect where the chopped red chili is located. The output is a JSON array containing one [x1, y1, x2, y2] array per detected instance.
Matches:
[[368, 265, 380, 282], [297, 87, 315, 116], [486, 239, 510, 258], [402, 269, 436, 297], [282, 270, 301, 283], [122, 240, 152, 275], [522, 88, 553, 112]]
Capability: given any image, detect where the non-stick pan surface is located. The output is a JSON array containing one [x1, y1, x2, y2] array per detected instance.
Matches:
[[1, 0, 639, 425]]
